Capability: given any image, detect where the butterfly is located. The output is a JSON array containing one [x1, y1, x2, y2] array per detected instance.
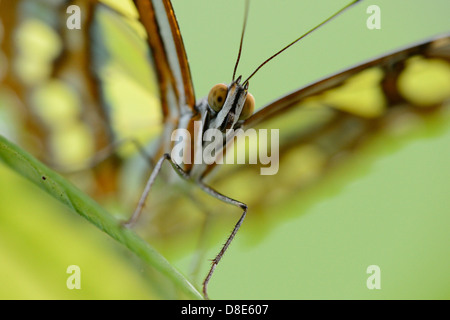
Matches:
[[0, 0, 449, 299]]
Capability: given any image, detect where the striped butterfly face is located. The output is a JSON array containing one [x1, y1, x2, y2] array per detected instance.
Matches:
[[0, 0, 449, 299]]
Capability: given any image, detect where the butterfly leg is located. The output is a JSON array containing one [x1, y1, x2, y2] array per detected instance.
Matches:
[[123, 153, 170, 227], [196, 181, 248, 300], [123, 151, 198, 227], [123, 152, 247, 299]]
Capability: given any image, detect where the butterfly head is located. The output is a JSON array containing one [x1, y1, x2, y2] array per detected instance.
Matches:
[[207, 76, 255, 132]]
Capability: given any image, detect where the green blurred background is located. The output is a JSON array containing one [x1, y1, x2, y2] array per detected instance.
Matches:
[[0, 0, 449, 299]]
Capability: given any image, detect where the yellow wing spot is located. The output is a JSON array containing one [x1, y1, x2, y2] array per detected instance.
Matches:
[[321, 67, 387, 118], [51, 123, 94, 168], [102, 62, 163, 156], [31, 80, 81, 129], [14, 19, 62, 85], [31, 80, 95, 167], [398, 56, 450, 107], [100, 0, 140, 19], [279, 144, 326, 188], [261, 98, 335, 141]]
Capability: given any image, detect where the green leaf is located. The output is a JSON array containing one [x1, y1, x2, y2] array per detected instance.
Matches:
[[0, 135, 202, 300]]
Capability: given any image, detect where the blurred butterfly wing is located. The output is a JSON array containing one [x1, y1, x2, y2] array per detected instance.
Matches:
[[244, 35, 450, 130], [206, 35, 450, 209], [0, 0, 195, 195], [0, 0, 109, 167], [90, 0, 197, 205]]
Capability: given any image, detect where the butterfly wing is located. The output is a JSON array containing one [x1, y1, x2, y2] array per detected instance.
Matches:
[[204, 34, 450, 214], [0, 0, 197, 197], [130, 0, 196, 156], [0, 1, 106, 166], [90, 0, 197, 158], [245, 35, 450, 129]]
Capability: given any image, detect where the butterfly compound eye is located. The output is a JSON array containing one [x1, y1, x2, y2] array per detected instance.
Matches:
[[239, 92, 254, 120], [208, 83, 228, 112]]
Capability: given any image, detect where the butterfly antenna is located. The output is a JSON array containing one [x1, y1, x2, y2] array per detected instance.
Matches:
[[232, 0, 250, 81], [243, 0, 361, 85]]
